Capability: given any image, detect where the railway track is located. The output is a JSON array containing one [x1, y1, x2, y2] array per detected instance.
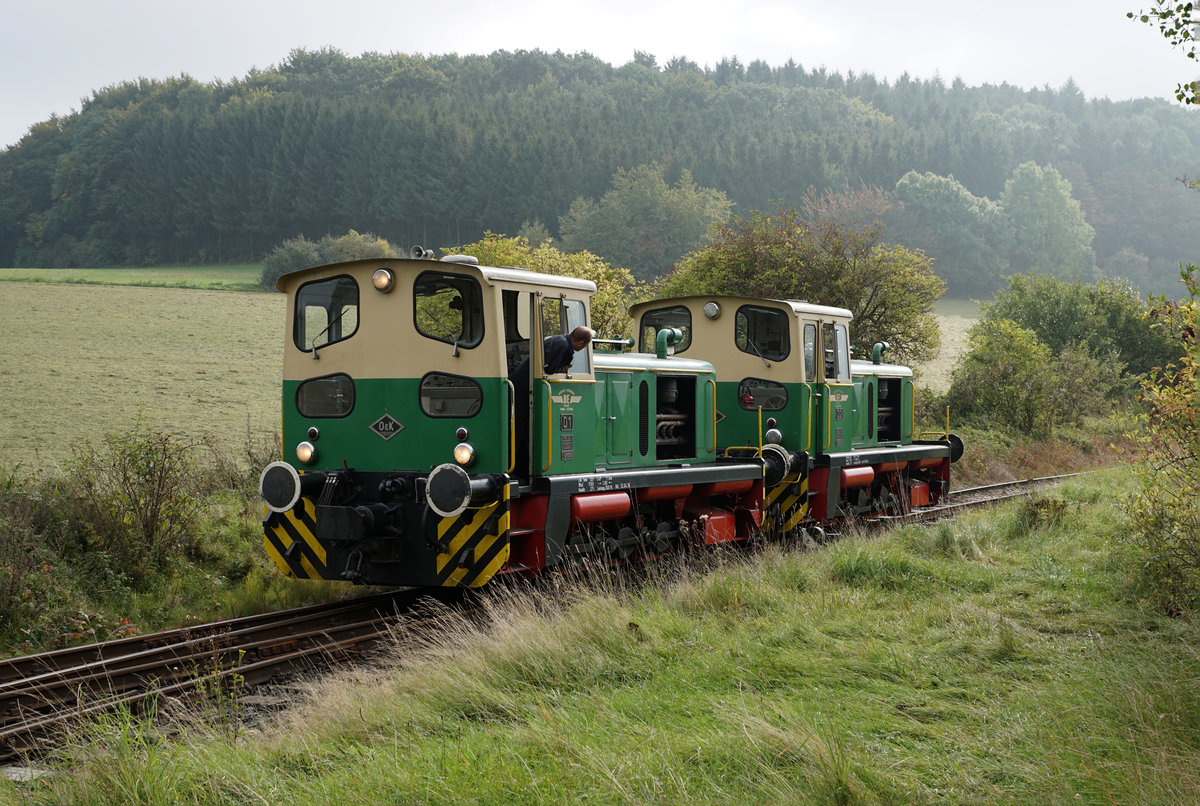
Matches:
[[0, 589, 466, 763], [0, 473, 1074, 766]]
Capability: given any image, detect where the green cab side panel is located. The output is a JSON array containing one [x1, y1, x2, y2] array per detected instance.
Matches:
[[714, 381, 813, 455], [282, 376, 511, 474]]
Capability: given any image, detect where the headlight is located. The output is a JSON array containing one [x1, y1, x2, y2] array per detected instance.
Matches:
[[296, 441, 317, 464], [453, 442, 476, 467], [372, 268, 394, 292], [764, 428, 783, 445]]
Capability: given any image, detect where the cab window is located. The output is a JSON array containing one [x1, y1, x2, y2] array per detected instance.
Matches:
[[414, 271, 484, 348], [803, 324, 816, 380], [295, 275, 359, 352], [639, 306, 692, 354], [821, 322, 851, 382], [541, 297, 590, 374], [736, 305, 789, 362], [835, 324, 850, 380]]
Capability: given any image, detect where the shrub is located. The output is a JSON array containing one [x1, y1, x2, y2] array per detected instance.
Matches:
[[259, 235, 320, 289], [948, 318, 1055, 436], [1122, 266, 1199, 614], [63, 428, 199, 576], [980, 273, 1181, 380]]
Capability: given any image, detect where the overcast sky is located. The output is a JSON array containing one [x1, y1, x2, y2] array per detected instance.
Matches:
[[3, 0, 1196, 150]]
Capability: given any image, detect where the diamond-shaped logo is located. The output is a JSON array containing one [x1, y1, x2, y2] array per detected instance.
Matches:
[[370, 413, 404, 441]]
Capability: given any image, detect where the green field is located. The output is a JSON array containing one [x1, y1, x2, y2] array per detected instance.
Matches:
[[0, 265, 262, 291], [0, 282, 283, 470]]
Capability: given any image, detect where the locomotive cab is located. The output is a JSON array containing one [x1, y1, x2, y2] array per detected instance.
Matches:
[[260, 254, 601, 587], [630, 295, 961, 524]]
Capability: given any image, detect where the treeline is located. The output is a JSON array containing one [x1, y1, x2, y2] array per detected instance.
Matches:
[[0, 48, 1197, 294]]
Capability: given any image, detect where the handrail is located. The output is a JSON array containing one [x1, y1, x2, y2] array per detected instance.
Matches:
[[541, 379, 553, 472], [806, 386, 813, 453], [504, 378, 516, 474], [707, 377, 717, 453], [824, 384, 832, 451]]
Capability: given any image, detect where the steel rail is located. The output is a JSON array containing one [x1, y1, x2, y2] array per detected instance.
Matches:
[[0, 589, 467, 762]]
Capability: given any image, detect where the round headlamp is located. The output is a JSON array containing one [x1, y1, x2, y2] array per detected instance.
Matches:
[[764, 428, 783, 445], [296, 441, 318, 464], [453, 442, 476, 467], [372, 268, 395, 292]]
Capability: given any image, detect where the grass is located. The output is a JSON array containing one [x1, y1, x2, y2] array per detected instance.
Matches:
[[0, 281, 282, 470], [0, 265, 263, 292], [8, 469, 1197, 805]]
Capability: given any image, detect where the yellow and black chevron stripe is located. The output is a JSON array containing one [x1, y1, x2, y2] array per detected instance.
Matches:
[[264, 497, 328, 580], [434, 483, 511, 587], [765, 470, 809, 534]]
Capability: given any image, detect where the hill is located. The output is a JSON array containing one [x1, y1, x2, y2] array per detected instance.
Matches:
[[0, 50, 1197, 295]]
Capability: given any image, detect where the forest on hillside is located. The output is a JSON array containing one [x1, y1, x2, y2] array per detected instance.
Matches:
[[0, 48, 1197, 295]]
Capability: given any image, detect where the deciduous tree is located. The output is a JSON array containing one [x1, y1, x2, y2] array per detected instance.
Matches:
[[658, 207, 944, 362], [1001, 161, 1097, 281]]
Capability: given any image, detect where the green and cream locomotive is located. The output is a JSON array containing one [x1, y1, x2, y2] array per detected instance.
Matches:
[[258, 252, 961, 588]]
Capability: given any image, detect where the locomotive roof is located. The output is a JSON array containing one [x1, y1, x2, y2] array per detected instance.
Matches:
[[276, 256, 596, 293], [629, 294, 852, 320]]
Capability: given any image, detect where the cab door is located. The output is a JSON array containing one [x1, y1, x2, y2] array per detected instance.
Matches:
[[809, 319, 854, 455], [531, 294, 597, 476], [822, 321, 854, 453]]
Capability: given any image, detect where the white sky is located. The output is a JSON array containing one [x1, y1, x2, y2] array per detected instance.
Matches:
[[2, 0, 1196, 150]]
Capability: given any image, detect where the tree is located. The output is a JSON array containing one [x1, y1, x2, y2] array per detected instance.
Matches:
[[980, 273, 1182, 380], [891, 171, 1012, 296], [1129, 2, 1199, 104], [1000, 161, 1098, 281], [558, 164, 733, 281], [658, 207, 945, 363], [451, 233, 643, 338]]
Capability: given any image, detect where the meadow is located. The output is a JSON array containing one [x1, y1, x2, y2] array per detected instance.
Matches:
[[0, 281, 282, 471], [0, 265, 262, 291], [913, 299, 978, 393]]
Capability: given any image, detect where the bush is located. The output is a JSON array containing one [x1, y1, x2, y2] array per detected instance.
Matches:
[[259, 229, 396, 288], [1123, 266, 1199, 614], [948, 318, 1054, 436], [62, 428, 199, 576], [981, 273, 1181, 381], [947, 318, 1118, 437], [259, 235, 321, 289]]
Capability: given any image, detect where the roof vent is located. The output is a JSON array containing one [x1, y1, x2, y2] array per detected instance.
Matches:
[[440, 255, 480, 265]]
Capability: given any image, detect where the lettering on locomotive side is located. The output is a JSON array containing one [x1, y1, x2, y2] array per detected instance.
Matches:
[[561, 435, 574, 462], [560, 413, 574, 431], [577, 475, 633, 493]]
